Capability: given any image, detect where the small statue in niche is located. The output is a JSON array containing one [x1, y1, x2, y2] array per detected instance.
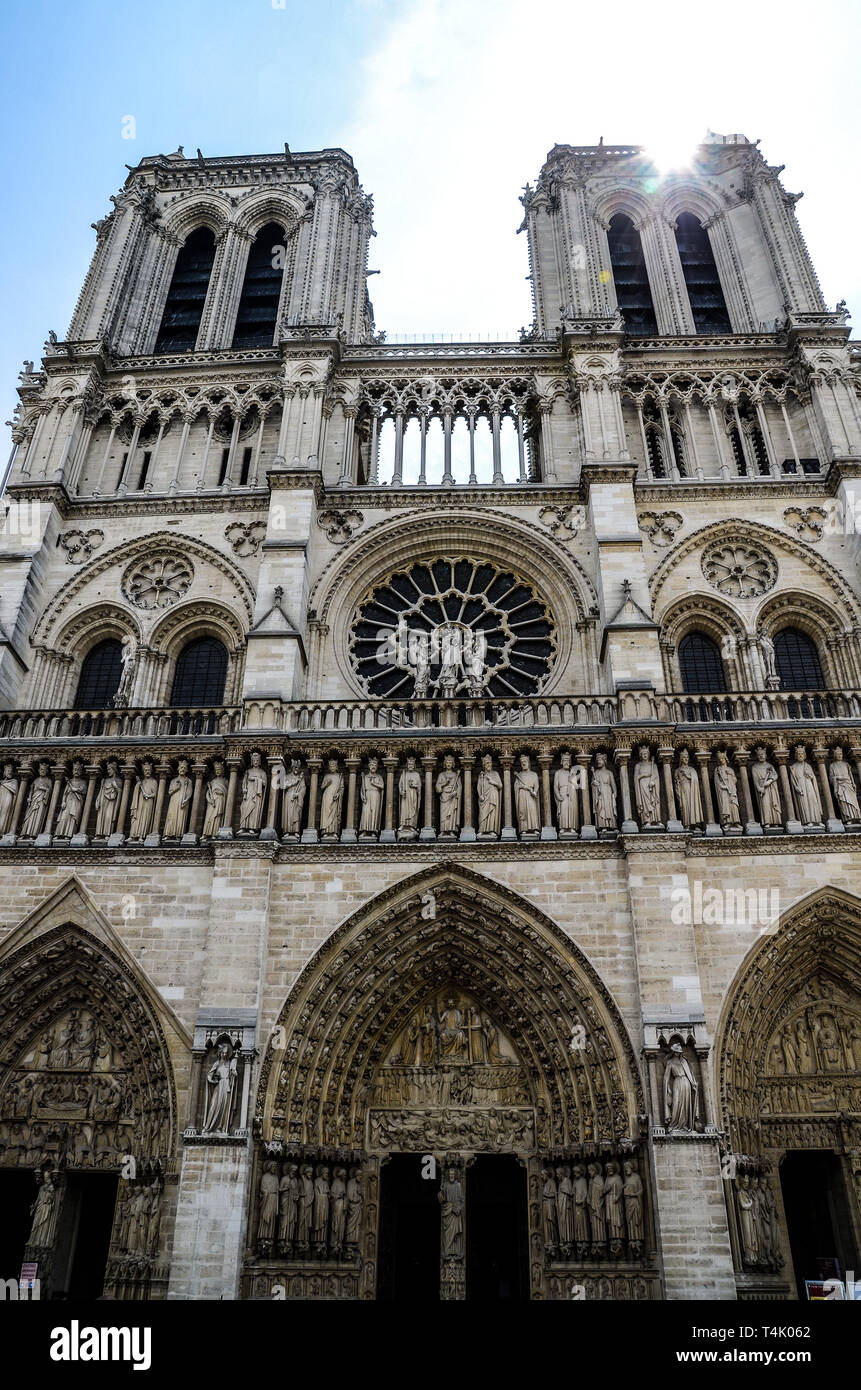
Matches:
[[238, 751, 267, 833], [663, 1041, 700, 1132], [202, 760, 228, 838], [439, 1166, 465, 1260], [674, 748, 703, 828], [20, 762, 52, 839], [319, 759, 344, 837], [554, 751, 578, 834], [435, 754, 461, 837], [829, 746, 861, 822], [633, 745, 661, 827], [398, 755, 422, 836], [0, 761, 19, 836], [713, 749, 741, 829], [751, 745, 782, 826], [201, 1039, 237, 1133], [358, 756, 384, 836], [514, 753, 540, 835], [789, 745, 822, 825], [591, 752, 617, 832], [163, 758, 192, 838], [94, 759, 122, 837], [129, 760, 158, 839], [54, 760, 87, 838], [282, 758, 306, 837], [476, 752, 502, 837]]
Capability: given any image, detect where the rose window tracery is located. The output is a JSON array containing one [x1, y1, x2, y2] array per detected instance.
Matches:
[[701, 540, 777, 599], [350, 557, 556, 698], [122, 551, 194, 610]]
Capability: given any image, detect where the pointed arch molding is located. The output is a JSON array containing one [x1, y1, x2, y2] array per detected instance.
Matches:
[[0, 878, 188, 1164], [714, 887, 861, 1157], [257, 863, 643, 1150]]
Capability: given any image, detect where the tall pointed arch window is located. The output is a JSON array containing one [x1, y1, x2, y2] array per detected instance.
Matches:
[[170, 637, 228, 706], [607, 214, 657, 336], [674, 213, 732, 334], [774, 628, 826, 691], [679, 631, 727, 693], [73, 639, 123, 709], [232, 223, 287, 348], [155, 227, 216, 354]]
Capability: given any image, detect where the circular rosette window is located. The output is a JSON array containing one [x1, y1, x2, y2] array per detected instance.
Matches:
[[350, 558, 556, 698]]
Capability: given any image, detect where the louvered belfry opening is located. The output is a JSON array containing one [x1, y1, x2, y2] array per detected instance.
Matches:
[[674, 212, 732, 334], [232, 223, 286, 348], [607, 213, 658, 336], [154, 226, 216, 354]]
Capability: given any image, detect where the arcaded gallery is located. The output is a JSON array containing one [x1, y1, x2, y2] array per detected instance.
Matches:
[[0, 133, 860, 1302]]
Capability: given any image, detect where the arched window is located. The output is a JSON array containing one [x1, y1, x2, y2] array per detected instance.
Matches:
[[170, 637, 228, 706], [232, 223, 286, 348], [73, 638, 123, 710], [674, 213, 732, 334], [679, 631, 727, 693], [155, 227, 216, 354], [774, 628, 826, 690], [607, 214, 657, 336]]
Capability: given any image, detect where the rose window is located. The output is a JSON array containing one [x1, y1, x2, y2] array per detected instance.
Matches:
[[350, 558, 556, 698], [122, 552, 194, 610], [701, 541, 777, 599]]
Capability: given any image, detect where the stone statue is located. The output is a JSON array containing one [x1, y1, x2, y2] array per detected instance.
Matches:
[[663, 1042, 699, 1132], [789, 745, 822, 824], [633, 745, 661, 826], [757, 631, 777, 684], [278, 1163, 299, 1247], [113, 635, 136, 708], [345, 1166, 363, 1247], [258, 1161, 280, 1245], [282, 758, 306, 837], [476, 753, 502, 836], [398, 755, 421, 835], [463, 630, 486, 696], [202, 760, 228, 837], [758, 1177, 780, 1268], [435, 755, 461, 836], [736, 1175, 759, 1264], [94, 759, 122, 837], [713, 750, 741, 828], [329, 1166, 347, 1250], [163, 758, 192, 838], [829, 747, 860, 822], [623, 1160, 643, 1248], [201, 1040, 237, 1133], [238, 751, 267, 833], [674, 748, 703, 827], [438, 995, 467, 1060], [554, 751, 578, 834], [588, 1163, 606, 1245], [514, 753, 540, 834], [751, 746, 782, 826], [0, 762, 19, 836], [411, 632, 430, 698], [591, 752, 617, 831], [54, 760, 87, 839], [359, 756, 384, 835], [319, 759, 344, 837], [21, 762, 52, 839], [439, 1167, 464, 1260], [556, 1163, 574, 1248], [572, 1164, 590, 1246], [129, 760, 157, 839], [604, 1160, 625, 1245], [312, 1165, 330, 1247], [296, 1164, 314, 1248], [27, 1172, 57, 1246], [542, 1166, 559, 1249]]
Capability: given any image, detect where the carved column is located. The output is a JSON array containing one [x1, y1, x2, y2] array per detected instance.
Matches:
[[459, 754, 475, 842], [183, 760, 208, 844], [614, 747, 637, 834], [381, 756, 398, 844], [420, 753, 436, 841], [342, 755, 360, 843], [442, 408, 454, 486], [149, 761, 171, 846], [72, 763, 101, 846], [576, 751, 595, 839], [814, 743, 843, 832], [6, 764, 32, 842], [218, 756, 242, 840], [538, 749, 556, 840], [694, 748, 721, 836], [109, 762, 136, 846], [36, 764, 66, 845], [301, 757, 321, 843], [658, 746, 684, 833], [261, 755, 283, 841], [733, 748, 762, 836], [500, 750, 516, 841], [774, 744, 802, 833]]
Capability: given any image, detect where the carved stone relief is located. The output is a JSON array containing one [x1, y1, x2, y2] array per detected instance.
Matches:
[[701, 539, 778, 599], [122, 551, 194, 609]]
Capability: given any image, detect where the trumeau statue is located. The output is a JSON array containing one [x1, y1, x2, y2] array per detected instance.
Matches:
[[28, 1172, 58, 1246], [0, 761, 18, 836], [476, 753, 502, 836], [789, 745, 822, 824], [751, 745, 782, 826], [440, 1167, 465, 1260], [358, 757, 384, 835], [633, 745, 661, 826], [663, 1042, 699, 1132], [163, 758, 192, 838], [94, 759, 122, 837], [319, 759, 344, 837], [398, 755, 421, 836], [129, 760, 157, 839], [202, 760, 228, 838], [282, 758, 306, 836], [514, 753, 540, 834], [201, 1039, 237, 1133], [674, 748, 703, 827], [239, 751, 267, 833], [21, 762, 52, 839]]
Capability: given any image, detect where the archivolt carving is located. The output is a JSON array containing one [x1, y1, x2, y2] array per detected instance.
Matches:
[[33, 530, 256, 645], [147, 599, 247, 656], [753, 589, 847, 647], [256, 863, 643, 1152], [657, 594, 747, 652], [715, 888, 861, 1159], [649, 519, 861, 626], [51, 603, 142, 657]]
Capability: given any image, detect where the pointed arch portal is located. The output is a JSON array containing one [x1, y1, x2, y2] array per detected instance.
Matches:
[[247, 865, 657, 1301]]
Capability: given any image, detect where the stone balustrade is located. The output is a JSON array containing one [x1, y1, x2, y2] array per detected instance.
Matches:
[[2, 726, 861, 847]]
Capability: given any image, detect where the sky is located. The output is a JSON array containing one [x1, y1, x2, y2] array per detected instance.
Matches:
[[1, 0, 858, 458]]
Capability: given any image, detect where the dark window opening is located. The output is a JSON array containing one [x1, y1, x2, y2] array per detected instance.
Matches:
[[116, 451, 128, 489], [239, 446, 252, 486], [218, 447, 230, 486], [679, 631, 727, 693], [170, 636, 228, 706], [607, 214, 657, 337], [232, 222, 286, 348], [136, 450, 152, 491], [774, 628, 826, 691], [74, 638, 123, 710], [155, 226, 216, 354], [674, 212, 732, 334], [729, 428, 747, 476]]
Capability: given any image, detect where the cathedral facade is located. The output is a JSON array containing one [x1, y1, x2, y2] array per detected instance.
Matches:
[[1, 135, 860, 1302]]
